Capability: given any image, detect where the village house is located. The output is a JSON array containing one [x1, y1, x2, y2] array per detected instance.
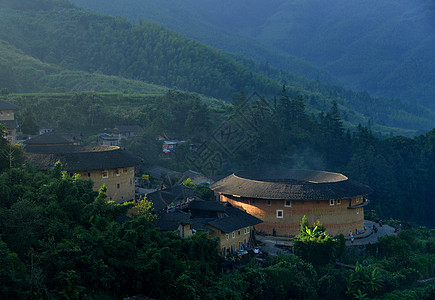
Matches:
[[155, 199, 262, 256], [98, 125, 142, 146], [26, 145, 141, 203], [39, 126, 54, 135], [186, 200, 262, 257], [162, 140, 185, 154], [178, 169, 214, 185], [156, 211, 193, 238], [211, 169, 372, 236], [0, 100, 20, 143], [146, 185, 197, 213]]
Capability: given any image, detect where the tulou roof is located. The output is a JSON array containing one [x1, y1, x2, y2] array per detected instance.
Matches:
[[26, 132, 81, 145], [26, 145, 141, 171], [0, 100, 20, 110], [211, 169, 372, 201]]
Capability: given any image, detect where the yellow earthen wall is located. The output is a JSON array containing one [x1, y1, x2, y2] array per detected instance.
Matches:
[[207, 225, 252, 256], [221, 195, 365, 237], [78, 167, 135, 203], [0, 110, 15, 121]]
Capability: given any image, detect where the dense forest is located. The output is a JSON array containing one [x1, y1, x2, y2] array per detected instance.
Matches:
[[0, 134, 434, 298], [3, 88, 435, 228], [1, 0, 435, 135], [70, 0, 435, 109]]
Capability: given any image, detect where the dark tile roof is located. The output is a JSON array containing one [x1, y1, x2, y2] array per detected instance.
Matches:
[[25, 145, 141, 171], [211, 169, 373, 201], [157, 211, 191, 231], [146, 165, 182, 181], [0, 119, 18, 129], [207, 206, 262, 233], [147, 185, 196, 211], [26, 132, 82, 145], [190, 218, 215, 233], [178, 169, 213, 184], [0, 101, 20, 110], [188, 200, 226, 213], [187, 200, 262, 233]]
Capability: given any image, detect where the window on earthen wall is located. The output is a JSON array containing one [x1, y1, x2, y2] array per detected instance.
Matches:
[[276, 210, 283, 218]]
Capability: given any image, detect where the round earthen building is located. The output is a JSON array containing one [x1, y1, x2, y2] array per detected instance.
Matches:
[[211, 169, 372, 236]]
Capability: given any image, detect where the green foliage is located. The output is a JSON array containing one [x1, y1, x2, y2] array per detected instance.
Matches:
[[133, 195, 156, 222], [347, 263, 383, 299], [262, 255, 318, 299], [294, 217, 343, 266], [18, 105, 38, 134], [182, 177, 195, 189], [0, 163, 226, 298], [194, 183, 215, 201]]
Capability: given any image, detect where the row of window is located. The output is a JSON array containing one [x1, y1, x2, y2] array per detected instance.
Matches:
[[256, 199, 292, 207], [225, 227, 250, 240], [276, 199, 342, 218], [251, 199, 343, 208], [330, 199, 341, 206], [102, 168, 129, 178]]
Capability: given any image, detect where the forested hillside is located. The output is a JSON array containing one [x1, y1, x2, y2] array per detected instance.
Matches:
[[0, 0, 279, 99], [1, 93, 435, 298], [1, 0, 435, 134], [3, 88, 435, 228], [0, 40, 166, 94], [73, 0, 435, 108]]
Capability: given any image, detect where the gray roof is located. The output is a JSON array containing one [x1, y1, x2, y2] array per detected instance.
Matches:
[[157, 212, 191, 231], [211, 169, 372, 201], [178, 169, 213, 184], [147, 185, 196, 211], [187, 200, 262, 233], [26, 132, 81, 145], [146, 165, 182, 181], [188, 200, 226, 213], [0, 101, 20, 110], [207, 206, 262, 233], [0, 119, 18, 129], [25, 145, 141, 171]]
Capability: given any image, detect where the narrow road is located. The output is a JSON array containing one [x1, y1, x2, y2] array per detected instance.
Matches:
[[255, 220, 396, 256]]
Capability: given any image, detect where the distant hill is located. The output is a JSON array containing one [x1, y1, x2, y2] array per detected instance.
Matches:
[[0, 0, 280, 100], [0, 40, 167, 94], [71, 0, 435, 108], [1, 0, 435, 135]]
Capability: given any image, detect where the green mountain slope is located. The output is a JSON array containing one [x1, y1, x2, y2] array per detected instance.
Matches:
[[0, 39, 167, 94], [69, 0, 338, 85], [0, 0, 280, 99], [71, 0, 435, 108], [1, 0, 435, 135]]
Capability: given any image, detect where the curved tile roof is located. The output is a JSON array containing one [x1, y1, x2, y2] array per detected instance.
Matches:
[[26, 145, 141, 171], [26, 132, 81, 145], [211, 169, 372, 201], [0, 101, 20, 110]]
